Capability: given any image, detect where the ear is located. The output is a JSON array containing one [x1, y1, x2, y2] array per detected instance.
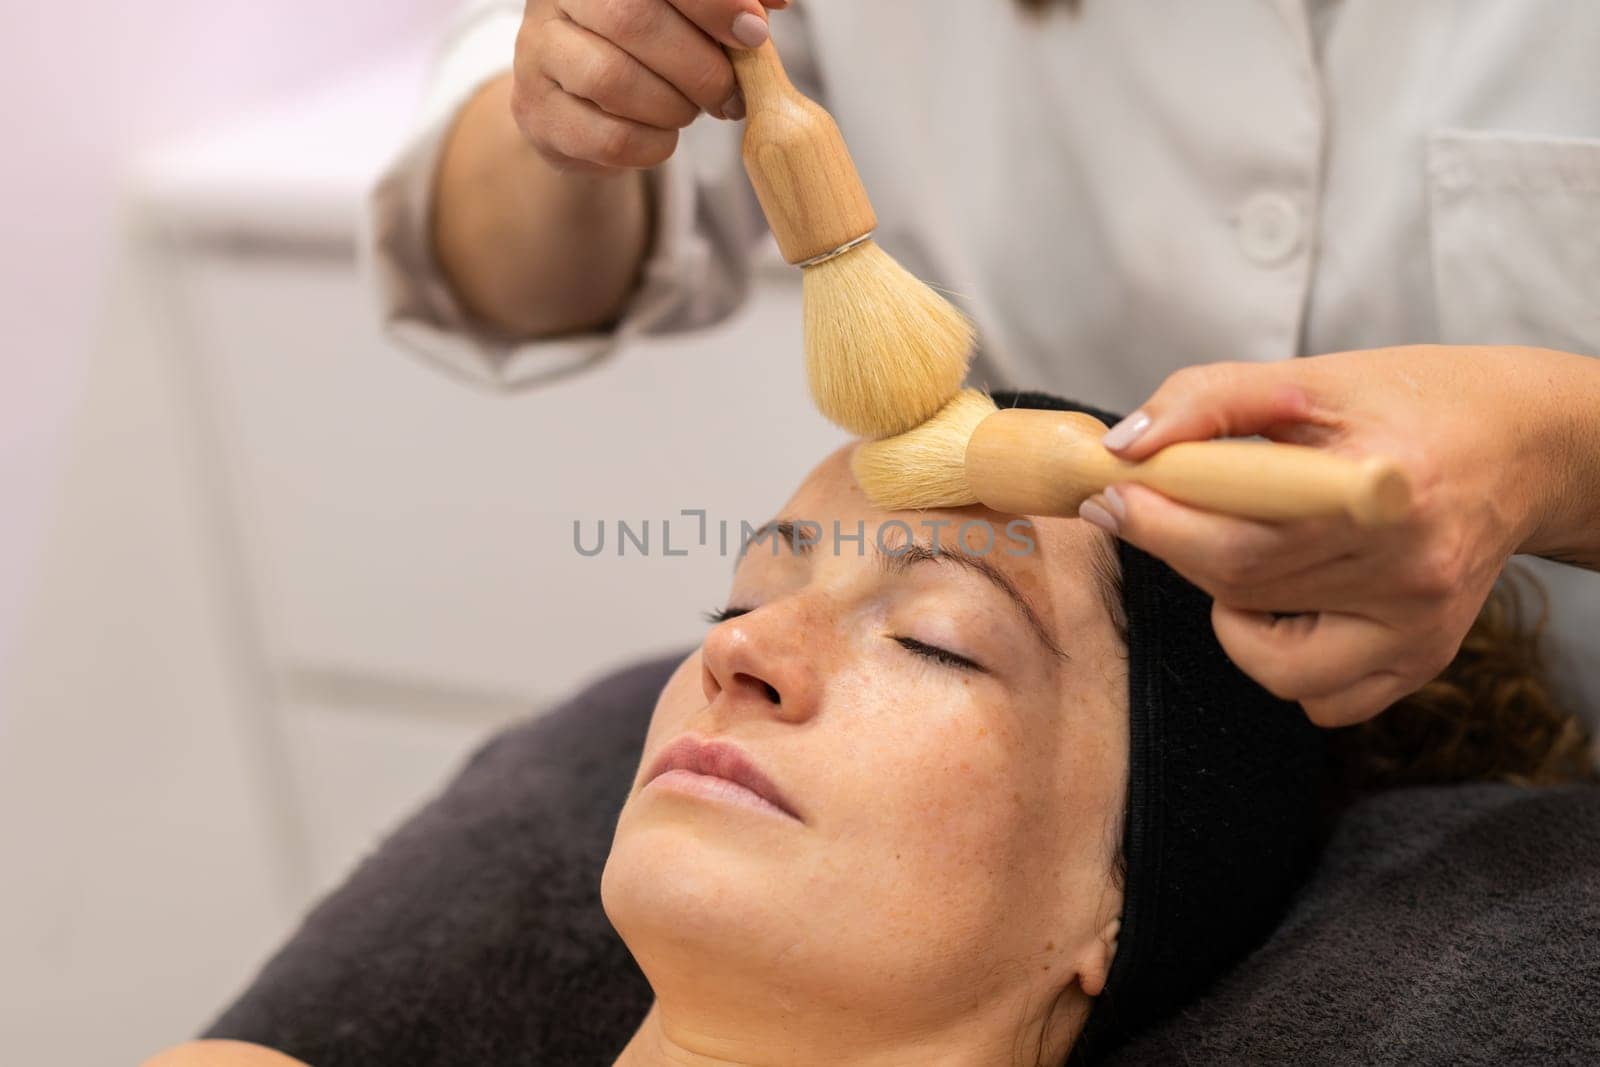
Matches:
[[1074, 917, 1120, 998]]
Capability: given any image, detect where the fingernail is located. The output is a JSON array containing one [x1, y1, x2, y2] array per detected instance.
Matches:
[[1102, 485, 1127, 522], [1079, 498, 1121, 536], [731, 11, 770, 48], [721, 89, 745, 121], [1101, 410, 1151, 452]]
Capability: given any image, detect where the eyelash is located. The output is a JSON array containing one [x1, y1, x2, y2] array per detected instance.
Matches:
[[895, 637, 986, 673], [703, 606, 752, 625], [703, 608, 985, 674]]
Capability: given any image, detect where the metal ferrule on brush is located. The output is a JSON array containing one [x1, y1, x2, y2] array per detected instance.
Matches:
[[795, 232, 875, 269]]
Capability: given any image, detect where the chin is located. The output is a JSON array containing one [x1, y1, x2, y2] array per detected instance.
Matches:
[[601, 811, 802, 973]]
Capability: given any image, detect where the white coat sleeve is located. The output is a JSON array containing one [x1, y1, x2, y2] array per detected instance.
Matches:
[[361, 0, 821, 390]]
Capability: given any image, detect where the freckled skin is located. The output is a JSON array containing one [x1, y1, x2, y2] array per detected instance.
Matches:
[[602, 447, 1130, 1066]]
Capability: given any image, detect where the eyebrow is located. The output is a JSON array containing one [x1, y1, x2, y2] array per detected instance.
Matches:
[[743, 519, 1069, 662]]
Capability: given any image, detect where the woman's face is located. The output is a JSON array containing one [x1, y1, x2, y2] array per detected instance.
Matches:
[[602, 447, 1129, 1057]]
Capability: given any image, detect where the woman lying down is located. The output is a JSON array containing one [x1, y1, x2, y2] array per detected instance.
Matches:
[[152, 362, 1598, 1066]]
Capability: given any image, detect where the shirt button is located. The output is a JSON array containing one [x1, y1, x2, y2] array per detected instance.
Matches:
[[1236, 193, 1304, 267]]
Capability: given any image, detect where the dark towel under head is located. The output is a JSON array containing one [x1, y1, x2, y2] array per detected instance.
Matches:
[[204, 655, 1600, 1065]]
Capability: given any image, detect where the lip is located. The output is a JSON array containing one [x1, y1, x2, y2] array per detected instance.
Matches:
[[643, 735, 804, 823]]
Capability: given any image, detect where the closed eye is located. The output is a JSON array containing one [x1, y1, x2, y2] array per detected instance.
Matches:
[[707, 608, 986, 673], [895, 636, 987, 674]]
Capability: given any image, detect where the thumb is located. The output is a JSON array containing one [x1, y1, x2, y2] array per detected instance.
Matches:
[[1103, 361, 1318, 461]]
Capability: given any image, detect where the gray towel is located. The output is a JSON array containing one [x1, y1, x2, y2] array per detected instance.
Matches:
[[206, 655, 1600, 1066], [1106, 783, 1600, 1066]]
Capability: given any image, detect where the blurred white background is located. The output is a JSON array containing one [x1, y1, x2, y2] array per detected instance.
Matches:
[[1, 1, 456, 688], [0, 2, 841, 1062]]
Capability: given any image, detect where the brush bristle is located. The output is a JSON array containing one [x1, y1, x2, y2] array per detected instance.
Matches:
[[850, 389, 999, 510], [804, 241, 975, 439]]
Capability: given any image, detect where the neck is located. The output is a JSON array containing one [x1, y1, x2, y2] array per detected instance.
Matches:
[[612, 990, 1085, 1067]]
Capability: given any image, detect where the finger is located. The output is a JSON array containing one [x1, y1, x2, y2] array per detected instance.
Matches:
[[1299, 672, 1417, 728], [1209, 605, 1411, 714], [1096, 484, 1359, 606], [1103, 361, 1324, 461], [545, 18, 700, 129], [528, 77, 681, 171], [1201, 551, 1394, 616], [666, 0, 773, 48], [562, 0, 738, 115]]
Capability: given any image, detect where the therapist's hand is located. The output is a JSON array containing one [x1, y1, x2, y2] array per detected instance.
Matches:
[[435, 0, 784, 334], [515, 0, 785, 173], [1083, 345, 1600, 727]]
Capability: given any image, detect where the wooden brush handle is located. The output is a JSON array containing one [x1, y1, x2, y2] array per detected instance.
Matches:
[[728, 42, 877, 264], [966, 409, 1412, 527]]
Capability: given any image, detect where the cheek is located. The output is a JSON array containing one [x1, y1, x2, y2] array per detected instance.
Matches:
[[808, 673, 1071, 976], [820, 663, 1041, 880]]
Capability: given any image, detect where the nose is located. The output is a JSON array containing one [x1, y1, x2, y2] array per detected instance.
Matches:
[[700, 600, 823, 725]]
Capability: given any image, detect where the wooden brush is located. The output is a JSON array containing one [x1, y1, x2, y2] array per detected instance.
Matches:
[[852, 390, 1413, 526], [728, 41, 973, 440]]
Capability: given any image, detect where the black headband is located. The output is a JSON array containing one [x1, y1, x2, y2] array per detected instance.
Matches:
[[988, 391, 1329, 1059]]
